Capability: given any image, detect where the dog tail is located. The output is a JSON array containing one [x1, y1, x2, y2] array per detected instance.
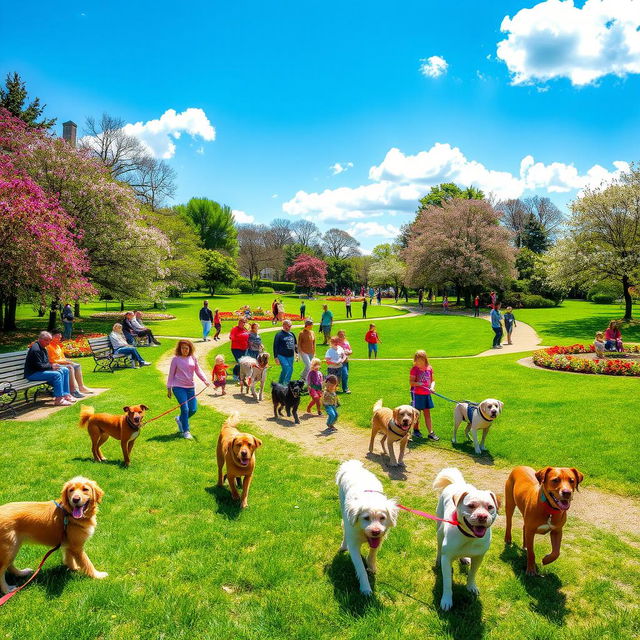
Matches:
[[335, 459, 363, 486], [223, 411, 240, 430], [433, 467, 465, 492], [79, 405, 95, 429], [373, 398, 383, 414]]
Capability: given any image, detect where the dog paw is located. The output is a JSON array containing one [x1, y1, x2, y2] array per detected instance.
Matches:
[[466, 583, 480, 596], [94, 571, 108, 579], [440, 594, 453, 611], [1, 585, 17, 595], [14, 567, 33, 577], [459, 557, 471, 566]]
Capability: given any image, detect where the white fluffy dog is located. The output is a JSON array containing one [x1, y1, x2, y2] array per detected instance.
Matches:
[[452, 399, 503, 455], [336, 460, 399, 595], [433, 468, 499, 611], [238, 353, 269, 401]]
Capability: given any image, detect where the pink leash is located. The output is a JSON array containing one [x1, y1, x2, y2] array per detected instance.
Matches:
[[364, 491, 458, 526]]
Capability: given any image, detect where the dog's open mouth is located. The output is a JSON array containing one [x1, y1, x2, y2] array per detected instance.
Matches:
[[239, 457, 250, 467], [71, 502, 89, 519], [464, 517, 487, 538], [551, 494, 571, 510], [367, 536, 382, 549]]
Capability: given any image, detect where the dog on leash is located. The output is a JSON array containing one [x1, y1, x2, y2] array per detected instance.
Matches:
[[369, 399, 419, 467], [336, 460, 398, 595], [433, 467, 499, 611], [216, 412, 262, 508], [79, 405, 148, 467], [452, 399, 503, 455], [0, 477, 107, 594], [271, 380, 304, 424], [238, 353, 270, 401], [504, 465, 583, 576]]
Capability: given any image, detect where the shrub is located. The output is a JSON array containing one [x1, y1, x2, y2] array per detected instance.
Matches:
[[520, 294, 556, 308], [258, 279, 296, 293], [258, 286, 275, 293], [218, 287, 241, 295], [587, 281, 622, 302], [592, 293, 616, 304], [237, 278, 253, 293]]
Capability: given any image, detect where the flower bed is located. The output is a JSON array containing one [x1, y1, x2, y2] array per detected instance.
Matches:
[[532, 344, 640, 376], [27, 333, 107, 358], [325, 297, 366, 302], [223, 311, 302, 322], [89, 312, 176, 320]]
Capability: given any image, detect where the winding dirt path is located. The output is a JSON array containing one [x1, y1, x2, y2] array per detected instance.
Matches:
[[156, 317, 640, 548]]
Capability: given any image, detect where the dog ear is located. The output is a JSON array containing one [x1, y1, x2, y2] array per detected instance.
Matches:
[[123, 406, 130, 413], [498, 401, 504, 412], [535, 467, 553, 484], [392, 408, 399, 425], [453, 491, 468, 507], [386, 499, 399, 526], [140, 405, 149, 412], [59, 480, 73, 511], [346, 503, 361, 526], [413, 408, 420, 428], [489, 492, 501, 512], [90, 480, 105, 504], [570, 468, 584, 489], [252, 436, 262, 449]]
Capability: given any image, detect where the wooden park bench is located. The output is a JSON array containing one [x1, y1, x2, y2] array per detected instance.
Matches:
[[88, 336, 134, 373], [0, 350, 54, 418]]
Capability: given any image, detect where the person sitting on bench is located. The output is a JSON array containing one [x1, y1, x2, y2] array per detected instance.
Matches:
[[131, 311, 161, 346]]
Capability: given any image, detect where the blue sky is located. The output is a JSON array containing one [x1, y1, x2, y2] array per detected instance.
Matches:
[[3, 0, 640, 250]]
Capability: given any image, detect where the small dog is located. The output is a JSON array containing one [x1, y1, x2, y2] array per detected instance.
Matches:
[[336, 460, 398, 595], [238, 353, 270, 401], [216, 413, 262, 508], [271, 380, 304, 424], [79, 404, 148, 467], [369, 399, 419, 467], [433, 467, 499, 611], [452, 398, 503, 455], [0, 477, 107, 594], [504, 465, 583, 575]]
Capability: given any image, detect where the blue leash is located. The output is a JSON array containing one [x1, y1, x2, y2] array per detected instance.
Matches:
[[429, 390, 478, 406]]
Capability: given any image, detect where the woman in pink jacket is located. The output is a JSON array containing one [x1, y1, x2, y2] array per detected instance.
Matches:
[[166, 340, 210, 439]]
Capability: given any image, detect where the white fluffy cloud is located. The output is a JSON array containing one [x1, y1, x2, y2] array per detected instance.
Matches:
[[346, 222, 401, 239], [282, 142, 627, 222], [497, 0, 640, 85], [123, 108, 216, 159], [330, 162, 354, 175], [232, 209, 255, 224], [420, 55, 449, 78]]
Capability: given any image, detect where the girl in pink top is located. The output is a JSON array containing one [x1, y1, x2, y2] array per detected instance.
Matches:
[[166, 340, 209, 439], [336, 329, 352, 394], [409, 350, 439, 441]]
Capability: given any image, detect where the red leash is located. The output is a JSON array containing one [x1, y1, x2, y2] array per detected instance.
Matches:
[[0, 544, 60, 607], [364, 491, 457, 526], [142, 386, 208, 426]]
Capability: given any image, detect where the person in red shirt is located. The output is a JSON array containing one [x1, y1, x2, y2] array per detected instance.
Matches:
[[474, 295, 480, 317], [212, 354, 229, 395], [213, 308, 222, 341], [364, 324, 381, 359], [229, 318, 249, 380], [409, 350, 439, 441]]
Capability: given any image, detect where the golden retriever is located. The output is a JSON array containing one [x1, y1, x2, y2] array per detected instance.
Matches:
[[368, 399, 419, 467], [0, 477, 107, 594], [216, 413, 262, 508]]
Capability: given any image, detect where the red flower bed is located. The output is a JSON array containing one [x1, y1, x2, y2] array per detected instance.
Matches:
[[532, 343, 640, 376], [28, 333, 107, 358], [221, 311, 302, 322], [325, 297, 366, 302]]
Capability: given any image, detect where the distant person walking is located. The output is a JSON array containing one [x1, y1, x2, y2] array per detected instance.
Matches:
[[503, 306, 516, 345], [61, 303, 74, 340], [490, 302, 503, 349], [376, 289, 382, 305], [298, 319, 316, 384], [300, 299, 306, 320], [473, 295, 480, 317], [273, 319, 298, 384], [369, 286, 375, 304], [345, 293, 353, 318], [271, 299, 278, 325], [319, 304, 333, 345], [199, 300, 214, 342], [213, 308, 222, 340], [418, 289, 424, 309], [362, 297, 368, 318], [490, 291, 497, 310], [442, 296, 449, 313]]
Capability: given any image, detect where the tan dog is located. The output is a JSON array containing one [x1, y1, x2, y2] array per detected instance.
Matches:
[[504, 465, 584, 575], [216, 413, 262, 508], [79, 405, 149, 467], [0, 477, 107, 594], [238, 352, 270, 401], [369, 399, 419, 467]]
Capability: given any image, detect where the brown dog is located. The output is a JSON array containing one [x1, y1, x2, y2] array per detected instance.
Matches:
[[369, 399, 419, 467], [79, 405, 149, 467], [216, 413, 262, 508], [0, 477, 107, 594], [504, 465, 584, 575]]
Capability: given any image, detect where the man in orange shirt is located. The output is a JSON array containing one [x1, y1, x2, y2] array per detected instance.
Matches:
[[46, 328, 94, 398], [298, 319, 316, 384]]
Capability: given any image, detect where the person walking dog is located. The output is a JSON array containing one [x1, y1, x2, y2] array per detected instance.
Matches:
[[199, 300, 214, 342]]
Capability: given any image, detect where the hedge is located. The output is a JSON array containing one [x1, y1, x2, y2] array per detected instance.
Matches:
[[258, 279, 296, 292], [592, 293, 616, 304]]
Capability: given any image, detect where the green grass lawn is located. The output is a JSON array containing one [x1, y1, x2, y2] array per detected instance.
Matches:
[[1, 343, 638, 639]]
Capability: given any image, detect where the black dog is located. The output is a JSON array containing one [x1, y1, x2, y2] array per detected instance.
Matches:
[[271, 380, 304, 424]]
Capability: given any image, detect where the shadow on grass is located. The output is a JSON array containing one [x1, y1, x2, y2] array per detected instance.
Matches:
[[450, 442, 496, 466], [6, 563, 74, 598], [430, 562, 486, 640], [365, 451, 408, 481], [205, 485, 242, 520], [325, 551, 383, 617], [146, 433, 184, 443], [71, 456, 125, 468], [266, 414, 301, 428], [500, 543, 567, 625]]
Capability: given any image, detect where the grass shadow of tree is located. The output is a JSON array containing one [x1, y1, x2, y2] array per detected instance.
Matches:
[[500, 543, 567, 625], [71, 456, 125, 467], [205, 485, 242, 520], [324, 551, 383, 617]]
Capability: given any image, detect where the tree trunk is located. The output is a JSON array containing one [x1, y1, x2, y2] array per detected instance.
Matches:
[[2, 296, 17, 331], [48, 298, 59, 331], [455, 285, 462, 306], [622, 275, 633, 321], [37, 304, 46, 317], [74, 300, 80, 318], [0, 296, 4, 331], [120, 300, 125, 312]]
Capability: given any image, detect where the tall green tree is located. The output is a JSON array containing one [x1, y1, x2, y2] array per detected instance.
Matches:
[[202, 250, 240, 295], [326, 258, 357, 292], [418, 182, 484, 210], [0, 72, 55, 129], [521, 214, 550, 253], [176, 197, 238, 255]]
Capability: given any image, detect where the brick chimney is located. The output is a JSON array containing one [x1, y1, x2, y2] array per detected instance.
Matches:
[[62, 121, 77, 147]]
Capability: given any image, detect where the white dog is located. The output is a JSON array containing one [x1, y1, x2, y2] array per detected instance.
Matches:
[[452, 399, 503, 455], [238, 353, 269, 401], [433, 468, 499, 611], [336, 460, 399, 595]]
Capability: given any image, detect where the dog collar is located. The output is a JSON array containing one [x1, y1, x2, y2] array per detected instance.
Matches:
[[52, 500, 70, 531], [477, 407, 494, 422], [539, 487, 561, 513], [450, 511, 485, 538], [387, 419, 410, 438], [126, 416, 141, 431]]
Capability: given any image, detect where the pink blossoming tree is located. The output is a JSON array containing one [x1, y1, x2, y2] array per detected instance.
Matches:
[[286, 254, 327, 294]]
